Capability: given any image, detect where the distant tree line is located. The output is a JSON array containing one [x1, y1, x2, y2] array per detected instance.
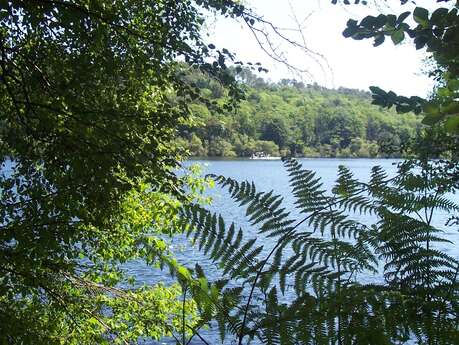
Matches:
[[178, 68, 421, 158]]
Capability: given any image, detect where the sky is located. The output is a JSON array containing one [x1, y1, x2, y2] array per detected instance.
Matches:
[[205, 0, 436, 97]]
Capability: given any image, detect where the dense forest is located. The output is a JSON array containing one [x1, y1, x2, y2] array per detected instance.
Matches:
[[178, 69, 421, 158]]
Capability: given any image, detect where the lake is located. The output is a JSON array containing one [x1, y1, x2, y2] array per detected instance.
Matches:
[[127, 158, 459, 345]]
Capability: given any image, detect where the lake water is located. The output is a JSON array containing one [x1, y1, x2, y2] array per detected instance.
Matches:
[[127, 158, 459, 345]]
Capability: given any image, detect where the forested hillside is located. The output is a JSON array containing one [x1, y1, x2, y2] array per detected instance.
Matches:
[[178, 70, 421, 157]]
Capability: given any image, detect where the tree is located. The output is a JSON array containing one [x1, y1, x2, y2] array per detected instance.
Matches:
[[176, 68, 419, 158], [208, 138, 237, 157], [0, 1, 247, 343], [260, 117, 289, 149], [189, 133, 208, 157]]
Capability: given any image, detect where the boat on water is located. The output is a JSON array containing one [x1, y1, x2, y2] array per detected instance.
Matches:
[[250, 152, 281, 160]]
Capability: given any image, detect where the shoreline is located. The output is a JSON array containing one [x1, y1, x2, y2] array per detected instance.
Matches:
[[187, 156, 405, 161]]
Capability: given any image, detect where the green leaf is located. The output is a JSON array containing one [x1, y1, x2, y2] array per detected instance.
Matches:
[[177, 265, 192, 280], [369, 86, 386, 96], [422, 102, 439, 114], [443, 101, 459, 115], [444, 115, 459, 133], [385, 14, 397, 28], [343, 26, 356, 38], [447, 79, 459, 91], [422, 112, 443, 126], [431, 7, 448, 25], [437, 87, 451, 98], [413, 7, 429, 26], [397, 11, 411, 24], [374, 34, 385, 46], [391, 29, 405, 45]]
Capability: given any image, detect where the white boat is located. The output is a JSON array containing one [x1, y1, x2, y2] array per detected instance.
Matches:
[[250, 152, 281, 160]]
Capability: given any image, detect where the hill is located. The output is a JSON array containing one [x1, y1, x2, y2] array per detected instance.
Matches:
[[177, 70, 421, 158]]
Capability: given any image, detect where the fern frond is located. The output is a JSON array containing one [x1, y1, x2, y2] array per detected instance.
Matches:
[[179, 158, 459, 345]]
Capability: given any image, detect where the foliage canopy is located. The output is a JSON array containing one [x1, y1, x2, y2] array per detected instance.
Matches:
[[2, 0, 459, 344], [0, 0, 244, 343], [178, 70, 421, 158]]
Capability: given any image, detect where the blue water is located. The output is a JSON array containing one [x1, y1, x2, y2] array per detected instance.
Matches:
[[125, 158, 459, 345], [3, 157, 457, 343]]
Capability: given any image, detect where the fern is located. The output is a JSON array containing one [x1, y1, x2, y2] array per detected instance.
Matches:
[[178, 157, 459, 344]]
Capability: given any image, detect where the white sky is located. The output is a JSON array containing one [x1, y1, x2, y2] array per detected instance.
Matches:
[[206, 0, 436, 97]]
